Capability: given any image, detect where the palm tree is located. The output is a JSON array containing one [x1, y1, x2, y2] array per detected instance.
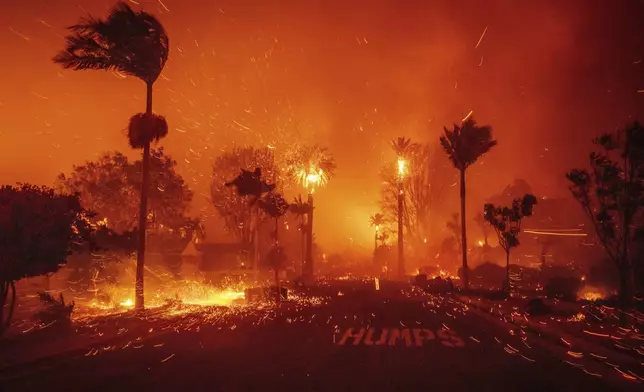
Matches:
[[440, 117, 497, 290], [369, 213, 386, 253], [225, 168, 276, 272], [390, 137, 417, 278], [289, 195, 311, 275], [285, 144, 336, 279], [53, 2, 169, 310], [259, 192, 289, 303]]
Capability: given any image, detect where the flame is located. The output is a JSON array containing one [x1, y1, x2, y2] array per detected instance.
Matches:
[[85, 278, 247, 314], [119, 298, 134, 307], [577, 285, 605, 301], [397, 158, 406, 179], [297, 166, 327, 193], [477, 240, 484, 247]]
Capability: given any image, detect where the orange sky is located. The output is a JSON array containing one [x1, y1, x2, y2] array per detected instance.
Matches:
[[1, 0, 644, 252]]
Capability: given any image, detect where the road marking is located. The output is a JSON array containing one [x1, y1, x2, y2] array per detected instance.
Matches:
[[364, 328, 388, 345], [337, 328, 366, 346], [337, 327, 465, 348]]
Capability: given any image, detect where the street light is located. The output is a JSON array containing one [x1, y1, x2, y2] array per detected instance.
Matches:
[[397, 157, 406, 278]]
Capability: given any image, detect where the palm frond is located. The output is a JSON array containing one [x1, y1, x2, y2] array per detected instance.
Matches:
[[440, 117, 497, 170], [369, 212, 385, 227], [127, 113, 168, 149], [391, 136, 418, 159], [53, 1, 169, 83]]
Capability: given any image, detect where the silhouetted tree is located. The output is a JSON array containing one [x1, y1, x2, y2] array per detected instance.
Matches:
[[57, 149, 199, 248], [259, 192, 289, 302], [284, 144, 336, 278], [440, 117, 497, 290], [369, 213, 386, 254], [289, 195, 311, 273], [259, 192, 289, 241], [54, 1, 170, 310], [211, 147, 278, 252], [381, 143, 453, 252], [567, 122, 644, 308], [484, 194, 537, 292], [0, 184, 93, 336]]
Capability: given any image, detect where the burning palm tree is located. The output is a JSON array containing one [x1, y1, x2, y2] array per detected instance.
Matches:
[[289, 195, 311, 274], [285, 144, 336, 279], [54, 2, 169, 310], [369, 213, 386, 253], [391, 137, 417, 278]]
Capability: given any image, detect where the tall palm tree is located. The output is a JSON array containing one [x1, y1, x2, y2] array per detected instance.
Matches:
[[440, 117, 497, 290], [289, 195, 311, 275], [285, 144, 336, 279], [390, 137, 417, 278], [369, 213, 386, 253], [54, 2, 169, 309], [259, 192, 289, 303]]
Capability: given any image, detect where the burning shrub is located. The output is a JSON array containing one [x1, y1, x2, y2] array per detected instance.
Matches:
[[577, 285, 608, 302], [36, 292, 75, 325]]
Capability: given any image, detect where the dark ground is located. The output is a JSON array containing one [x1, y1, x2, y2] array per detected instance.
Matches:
[[0, 281, 641, 392]]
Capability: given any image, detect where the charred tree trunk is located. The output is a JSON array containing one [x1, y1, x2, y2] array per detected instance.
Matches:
[[275, 216, 280, 305], [0, 281, 16, 336], [135, 81, 154, 311], [505, 251, 511, 293], [397, 183, 404, 278], [460, 169, 469, 290], [304, 194, 314, 279]]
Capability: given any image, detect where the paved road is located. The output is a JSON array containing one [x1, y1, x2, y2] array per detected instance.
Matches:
[[1, 283, 641, 391]]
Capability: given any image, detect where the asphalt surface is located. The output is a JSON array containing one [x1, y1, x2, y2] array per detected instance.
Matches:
[[1, 282, 642, 392]]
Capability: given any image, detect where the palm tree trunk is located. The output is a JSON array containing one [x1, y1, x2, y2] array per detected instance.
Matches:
[[374, 231, 378, 255], [300, 214, 305, 276], [460, 169, 469, 290], [0, 281, 16, 336], [305, 194, 314, 279], [505, 251, 510, 293], [397, 183, 404, 278], [135, 81, 153, 310], [253, 204, 260, 272], [275, 216, 280, 305]]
